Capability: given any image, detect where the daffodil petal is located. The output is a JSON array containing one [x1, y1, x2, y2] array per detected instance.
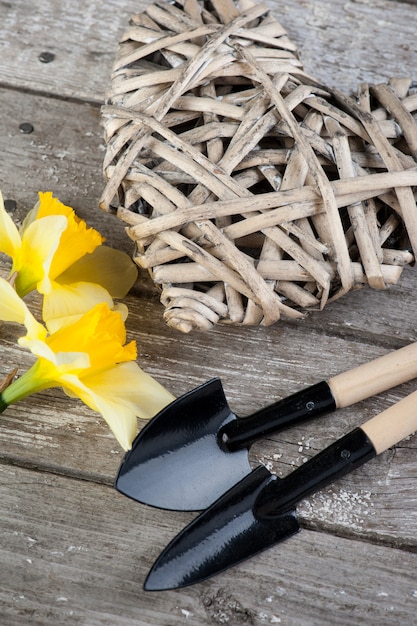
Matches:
[[112, 302, 129, 321], [58, 371, 137, 450], [81, 361, 175, 420], [43, 281, 116, 333], [0, 277, 46, 340], [14, 215, 68, 297], [0, 191, 21, 259], [56, 246, 138, 298], [19, 199, 41, 234], [61, 362, 175, 449], [18, 337, 91, 373]]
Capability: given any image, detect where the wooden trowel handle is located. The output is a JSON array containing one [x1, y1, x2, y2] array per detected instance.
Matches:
[[361, 387, 417, 454], [328, 341, 417, 409]]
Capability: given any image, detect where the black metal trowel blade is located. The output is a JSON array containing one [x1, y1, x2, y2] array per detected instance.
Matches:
[[144, 465, 300, 591], [115, 379, 252, 511]]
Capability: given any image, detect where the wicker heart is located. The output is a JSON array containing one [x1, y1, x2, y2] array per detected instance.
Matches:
[[100, 0, 417, 332]]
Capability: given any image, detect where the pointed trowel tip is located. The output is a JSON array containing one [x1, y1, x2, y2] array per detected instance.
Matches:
[[143, 578, 161, 592], [143, 576, 169, 592], [143, 563, 184, 592]]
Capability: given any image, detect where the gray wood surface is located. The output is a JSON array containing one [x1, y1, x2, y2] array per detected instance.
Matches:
[[1, 0, 417, 624]]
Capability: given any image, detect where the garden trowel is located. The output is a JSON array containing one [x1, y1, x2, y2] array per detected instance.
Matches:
[[145, 388, 417, 590], [116, 341, 417, 511]]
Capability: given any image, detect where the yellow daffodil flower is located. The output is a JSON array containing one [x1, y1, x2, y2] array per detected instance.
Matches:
[[0, 278, 175, 450], [0, 191, 138, 327]]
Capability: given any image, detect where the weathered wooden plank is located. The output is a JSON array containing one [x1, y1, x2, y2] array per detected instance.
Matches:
[[1, 462, 417, 626], [0, 0, 149, 102], [284, 264, 417, 346], [278, 0, 417, 93], [0, 0, 417, 102]]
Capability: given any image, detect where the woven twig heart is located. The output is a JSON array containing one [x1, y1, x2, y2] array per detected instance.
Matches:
[[100, 0, 417, 332]]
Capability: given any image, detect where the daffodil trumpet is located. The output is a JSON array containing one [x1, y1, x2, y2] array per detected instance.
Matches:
[[0, 278, 175, 450]]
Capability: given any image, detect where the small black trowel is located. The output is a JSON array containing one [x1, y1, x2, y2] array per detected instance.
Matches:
[[116, 341, 417, 511], [145, 388, 417, 590]]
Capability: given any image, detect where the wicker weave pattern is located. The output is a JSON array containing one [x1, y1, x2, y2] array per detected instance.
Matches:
[[100, 0, 417, 332]]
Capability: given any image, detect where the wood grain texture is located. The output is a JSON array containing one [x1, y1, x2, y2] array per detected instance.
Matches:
[[277, 0, 417, 93], [0, 0, 148, 102], [1, 463, 417, 626], [0, 0, 416, 101], [0, 88, 132, 253], [1, 0, 417, 623]]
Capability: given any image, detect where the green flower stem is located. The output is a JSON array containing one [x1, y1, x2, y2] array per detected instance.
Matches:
[[1, 361, 55, 407]]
